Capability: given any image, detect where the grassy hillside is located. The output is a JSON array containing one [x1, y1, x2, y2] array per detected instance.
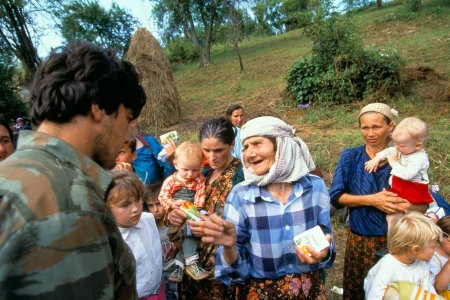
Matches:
[[166, 0, 449, 199], [157, 0, 450, 295]]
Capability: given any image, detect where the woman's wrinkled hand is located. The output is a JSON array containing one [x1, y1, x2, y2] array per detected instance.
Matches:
[[188, 213, 236, 247], [295, 234, 332, 264], [167, 207, 187, 227], [371, 189, 408, 214]]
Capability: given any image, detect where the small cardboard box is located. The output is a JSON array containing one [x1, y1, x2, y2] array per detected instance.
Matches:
[[293, 225, 329, 256]]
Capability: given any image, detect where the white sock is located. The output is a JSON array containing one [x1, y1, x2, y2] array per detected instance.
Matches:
[[185, 254, 199, 265]]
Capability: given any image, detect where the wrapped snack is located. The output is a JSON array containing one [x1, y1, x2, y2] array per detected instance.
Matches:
[[160, 131, 179, 146], [293, 225, 329, 256], [180, 201, 202, 221]]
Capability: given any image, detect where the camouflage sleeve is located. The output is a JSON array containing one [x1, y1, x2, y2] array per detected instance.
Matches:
[[0, 192, 134, 299]]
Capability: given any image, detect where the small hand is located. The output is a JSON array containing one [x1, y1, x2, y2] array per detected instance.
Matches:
[[164, 140, 177, 161], [113, 162, 133, 172], [172, 199, 185, 208], [365, 158, 380, 173], [167, 207, 187, 227], [387, 149, 398, 165]]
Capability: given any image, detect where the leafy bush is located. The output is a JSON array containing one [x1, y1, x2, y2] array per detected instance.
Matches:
[[287, 16, 404, 106], [406, 0, 421, 12], [310, 19, 362, 70], [0, 49, 27, 122], [165, 38, 199, 63], [287, 57, 323, 104]]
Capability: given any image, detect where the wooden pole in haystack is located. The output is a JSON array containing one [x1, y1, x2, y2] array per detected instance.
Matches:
[[126, 28, 181, 134]]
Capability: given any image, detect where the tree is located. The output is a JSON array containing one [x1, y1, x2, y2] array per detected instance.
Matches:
[[278, 0, 309, 31], [152, 0, 228, 66], [377, 0, 382, 9], [56, 1, 139, 57], [0, 0, 42, 82], [252, 0, 278, 35], [0, 39, 27, 123], [228, 0, 244, 72]]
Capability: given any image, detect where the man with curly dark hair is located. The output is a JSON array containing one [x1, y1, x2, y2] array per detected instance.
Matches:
[[0, 41, 146, 299]]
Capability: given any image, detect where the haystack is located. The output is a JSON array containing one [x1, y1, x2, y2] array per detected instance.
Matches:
[[126, 28, 181, 132]]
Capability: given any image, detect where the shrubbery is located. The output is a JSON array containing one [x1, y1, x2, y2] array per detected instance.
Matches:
[[287, 16, 404, 105], [165, 37, 199, 63], [0, 49, 27, 122], [406, 0, 421, 12]]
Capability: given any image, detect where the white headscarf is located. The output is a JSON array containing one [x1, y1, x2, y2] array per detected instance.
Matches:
[[359, 103, 399, 123], [240, 116, 316, 186]]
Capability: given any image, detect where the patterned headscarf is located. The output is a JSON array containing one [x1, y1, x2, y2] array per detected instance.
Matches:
[[240, 116, 316, 186], [358, 103, 399, 123]]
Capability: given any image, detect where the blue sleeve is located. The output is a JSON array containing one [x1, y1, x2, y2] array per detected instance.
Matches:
[[329, 149, 353, 209], [215, 187, 250, 285], [145, 136, 175, 179], [315, 178, 336, 268]]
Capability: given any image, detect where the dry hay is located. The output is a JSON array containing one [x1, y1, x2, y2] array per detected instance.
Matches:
[[402, 66, 449, 102], [126, 28, 181, 133], [402, 66, 442, 82]]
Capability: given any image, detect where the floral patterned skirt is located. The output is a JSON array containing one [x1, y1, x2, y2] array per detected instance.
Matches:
[[236, 271, 325, 300], [343, 228, 386, 300]]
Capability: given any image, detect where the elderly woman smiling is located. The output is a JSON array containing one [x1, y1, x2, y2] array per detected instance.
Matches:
[[194, 116, 335, 299]]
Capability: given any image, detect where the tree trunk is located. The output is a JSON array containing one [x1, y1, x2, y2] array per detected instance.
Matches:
[[233, 38, 244, 73], [376, 0, 382, 9], [182, 3, 210, 66], [230, 0, 244, 72], [1, 2, 41, 81]]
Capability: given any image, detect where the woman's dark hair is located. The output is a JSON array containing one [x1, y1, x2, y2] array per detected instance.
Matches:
[[0, 119, 13, 140], [199, 118, 236, 146], [226, 104, 244, 118], [30, 41, 146, 126]]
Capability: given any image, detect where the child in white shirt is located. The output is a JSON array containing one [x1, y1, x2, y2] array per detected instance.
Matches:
[[365, 117, 433, 227], [428, 216, 450, 298], [364, 212, 441, 299], [108, 170, 163, 300], [145, 181, 179, 300]]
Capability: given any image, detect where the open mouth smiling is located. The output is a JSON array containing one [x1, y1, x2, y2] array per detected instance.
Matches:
[[249, 159, 263, 167]]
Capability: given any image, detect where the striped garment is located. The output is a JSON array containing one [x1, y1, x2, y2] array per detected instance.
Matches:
[[383, 281, 445, 300], [215, 175, 335, 286]]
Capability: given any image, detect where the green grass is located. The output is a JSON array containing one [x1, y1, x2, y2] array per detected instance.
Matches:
[[153, 0, 450, 294], [164, 0, 450, 201]]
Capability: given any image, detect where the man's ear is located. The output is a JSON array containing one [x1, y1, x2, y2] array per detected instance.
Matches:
[[132, 151, 137, 161], [91, 104, 105, 122]]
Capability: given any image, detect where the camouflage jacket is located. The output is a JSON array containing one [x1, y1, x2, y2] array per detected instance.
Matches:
[[0, 131, 137, 300]]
